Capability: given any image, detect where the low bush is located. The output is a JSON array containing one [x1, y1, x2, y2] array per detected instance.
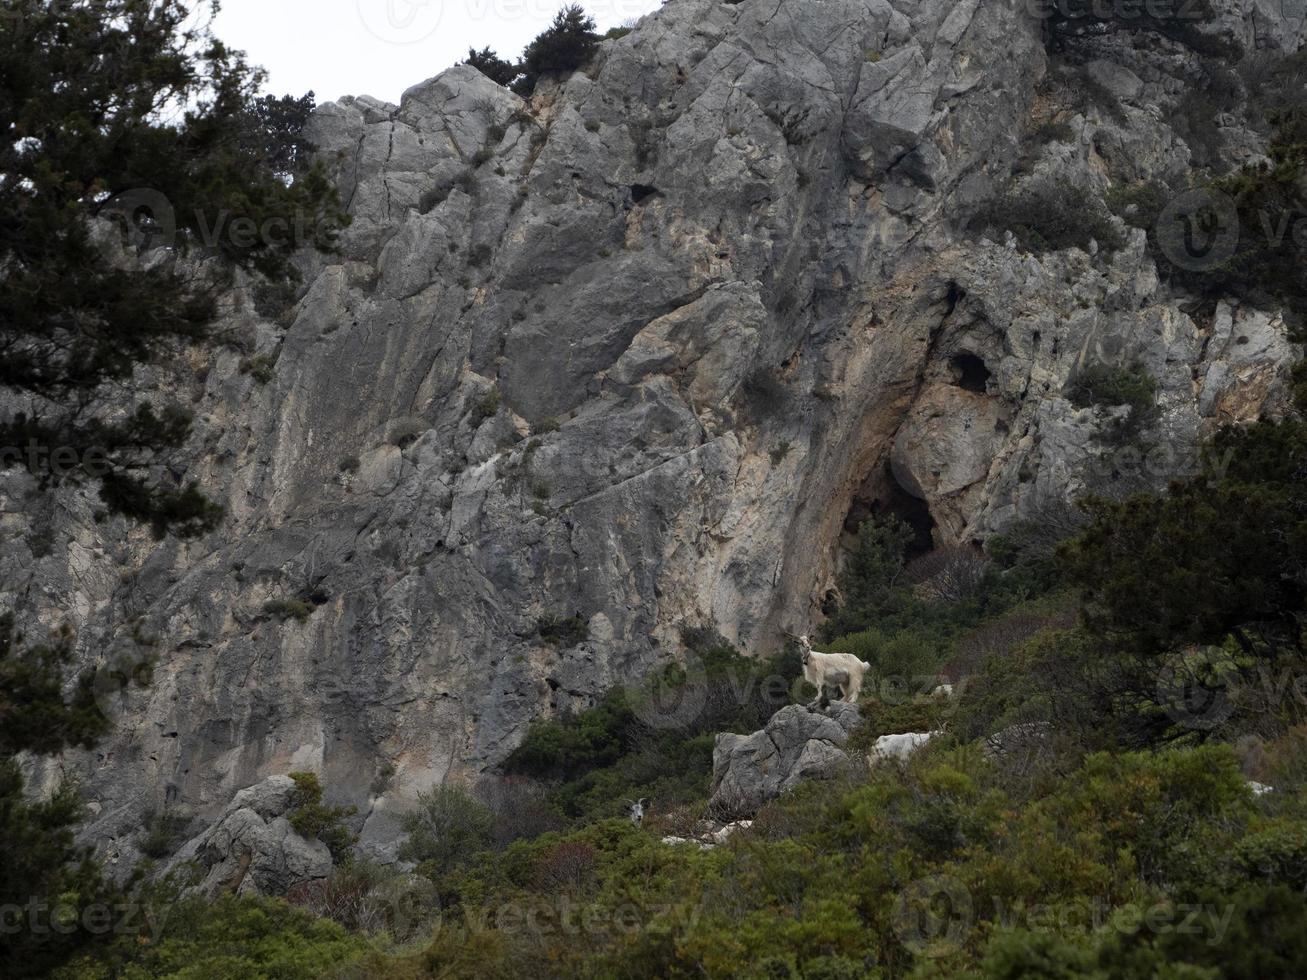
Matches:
[[138, 809, 192, 860], [537, 613, 589, 647], [503, 638, 799, 821], [62, 892, 366, 979], [288, 772, 357, 862], [398, 785, 494, 877], [978, 183, 1125, 255], [1066, 361, 1160, 444], [263, 598, 313, 622], [464, 46, 518, 87], [470, 386, 501, 425]]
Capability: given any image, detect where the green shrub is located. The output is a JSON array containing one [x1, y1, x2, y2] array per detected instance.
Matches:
[[537, 614, 589, 647], [1106, 178, 1173, 230], [828, 628, 945, 690], [399, 785, 494, 877], [821, 516, 914, 638], [288, 772, 357, 863], [1066, 361, 1160, 443], [239, 353, 277, 384], [422, 741, 1304, 978], [503, 638, 799, 821], [62, 892, 365, 979], [138, 809, 192, 860], [251, 277, 299, 324], [504, 688, 635, 782], [263, 598, 313, 622], [978, 183, 1125, 255], [387, 418, 426, 448], [470, 386, 500, 425], [463, 46, 518, 87], [1031, 119, 1075, 144], [513, 4, 599, 97], [1205, 132, 1307, 332], [1067, 362, 1159, 412]]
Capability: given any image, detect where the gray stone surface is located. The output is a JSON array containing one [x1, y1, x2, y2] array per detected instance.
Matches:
[[710, 703, 863, 818], [2, 0, 1302, 862], [167, 776, 333, 897]]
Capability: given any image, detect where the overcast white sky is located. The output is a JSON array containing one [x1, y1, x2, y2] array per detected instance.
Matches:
[[212, 0, 660, 105]]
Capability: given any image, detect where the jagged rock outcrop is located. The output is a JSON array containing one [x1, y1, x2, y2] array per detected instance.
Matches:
[[710, 702, 863, 817], [3, 0, 1302, 859], [166, 775, 332, 897]]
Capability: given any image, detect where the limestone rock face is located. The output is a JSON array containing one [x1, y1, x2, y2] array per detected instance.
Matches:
[[710, 703, 863, 818], [3, 0, 1302, 858], [167, 776, 332, 897]]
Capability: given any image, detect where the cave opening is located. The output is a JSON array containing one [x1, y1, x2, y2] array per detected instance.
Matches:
[[843, 461, 937, 560], [630, 183, 660, 204], [950, 351, 991, 393]]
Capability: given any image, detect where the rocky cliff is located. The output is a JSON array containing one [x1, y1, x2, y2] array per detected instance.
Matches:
[[6, 0, 1303, 860]]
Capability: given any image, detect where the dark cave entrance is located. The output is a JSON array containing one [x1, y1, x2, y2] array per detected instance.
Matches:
[[842, 461, 937, 559], [949, 351, 991, 393], [823, 466, 937, 618], [630, 183, 660, 204]]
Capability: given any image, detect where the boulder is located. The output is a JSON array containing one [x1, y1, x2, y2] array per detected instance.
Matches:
[[167, 776, 333, 898], [709, 703, 862, 818]]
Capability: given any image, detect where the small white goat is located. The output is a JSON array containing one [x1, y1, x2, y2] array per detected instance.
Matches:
[[628, 797, 648, 826], [797, 635, 870, 704], [869, 731, 937, 763]]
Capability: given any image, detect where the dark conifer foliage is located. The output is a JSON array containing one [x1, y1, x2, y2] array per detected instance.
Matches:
[[0, 0, 346, 536], [514, 4, 600, 96]]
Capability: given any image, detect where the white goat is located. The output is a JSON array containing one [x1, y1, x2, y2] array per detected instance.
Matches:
[[869, 731, 938, 764], [628, 797, 648, 826], [797, 634, 870, 704]]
